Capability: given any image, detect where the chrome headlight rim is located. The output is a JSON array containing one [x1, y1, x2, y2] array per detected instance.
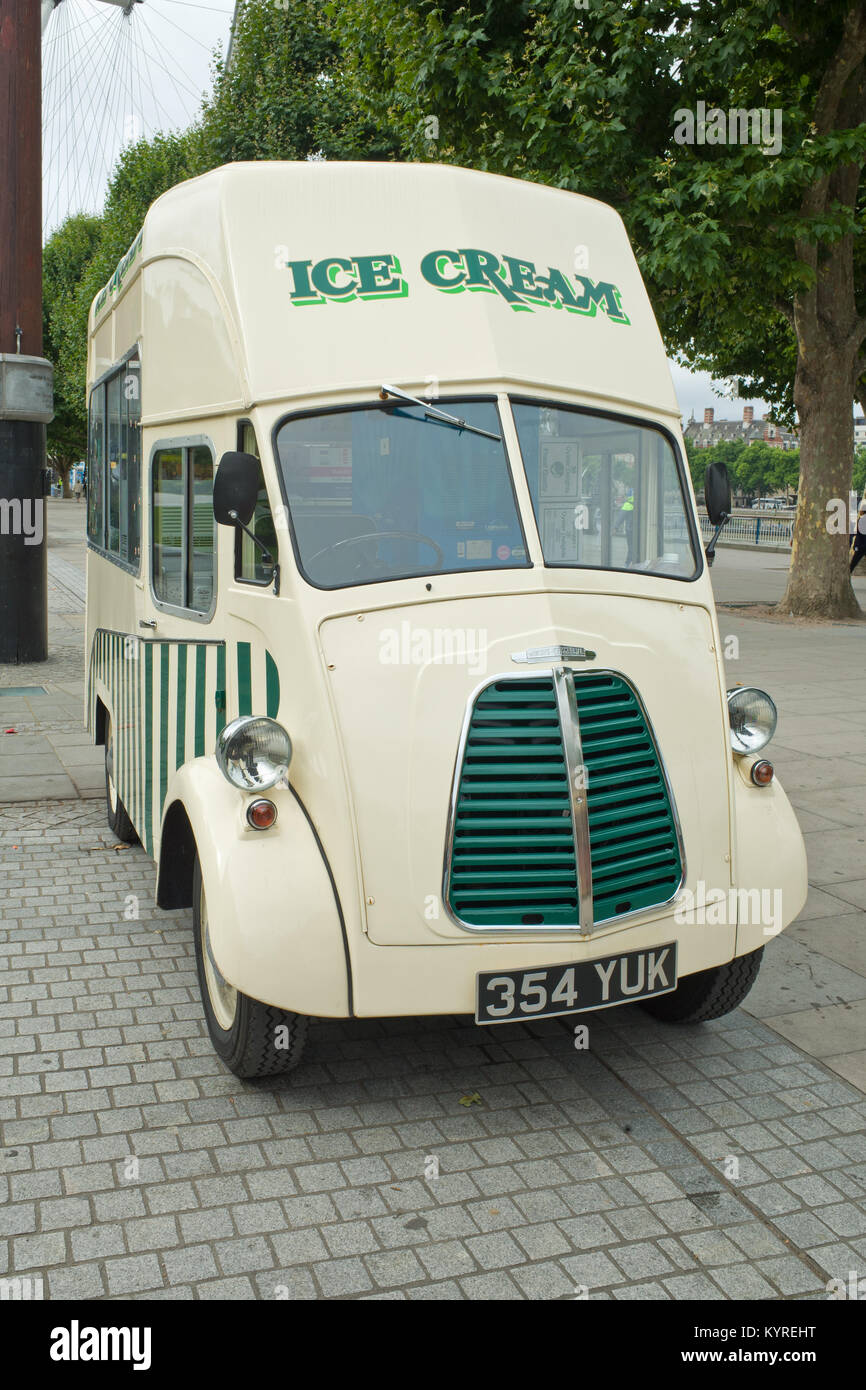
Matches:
[[726, 686, 777, 756], [215, 715, 292, 791]]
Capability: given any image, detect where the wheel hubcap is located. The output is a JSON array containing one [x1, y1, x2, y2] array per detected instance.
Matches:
[[200, 879, 237, 1029]]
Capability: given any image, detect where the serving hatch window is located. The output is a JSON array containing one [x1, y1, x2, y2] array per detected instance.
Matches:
[[512, 402, 699, 580], [275, 399, 528, 589]]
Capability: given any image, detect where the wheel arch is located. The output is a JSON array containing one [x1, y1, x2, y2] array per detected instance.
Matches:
[[156, 800, 197, 909], [155, 760, 354, 1017]]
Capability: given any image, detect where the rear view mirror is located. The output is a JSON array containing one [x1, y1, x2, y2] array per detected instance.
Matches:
[[704, 461, 732, 526], [214, 451, 259, 527]]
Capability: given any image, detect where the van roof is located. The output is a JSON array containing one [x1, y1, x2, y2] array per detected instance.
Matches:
[[89, 161, 678, 420]]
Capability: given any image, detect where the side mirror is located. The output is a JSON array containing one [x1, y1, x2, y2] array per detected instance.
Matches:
[[214, 451, 259, 527], [704, 461, 732, 526]]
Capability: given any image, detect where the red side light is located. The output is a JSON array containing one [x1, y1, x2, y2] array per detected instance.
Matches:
[[246, 798, 277, 830], [750, 760, 774, 787]]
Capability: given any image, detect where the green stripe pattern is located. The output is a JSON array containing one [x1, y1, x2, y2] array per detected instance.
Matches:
[[88, 631, 281, 857]]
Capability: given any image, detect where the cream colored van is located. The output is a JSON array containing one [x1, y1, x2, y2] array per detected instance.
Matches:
[[85, 162, 807, 1077]]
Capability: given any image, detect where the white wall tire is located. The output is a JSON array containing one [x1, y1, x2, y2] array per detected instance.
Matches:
[[192, 855, 309, 1078]]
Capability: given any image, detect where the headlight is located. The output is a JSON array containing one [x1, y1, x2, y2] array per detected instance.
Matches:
[[726, 687, 777, 755], [216, 716, 292, 790]]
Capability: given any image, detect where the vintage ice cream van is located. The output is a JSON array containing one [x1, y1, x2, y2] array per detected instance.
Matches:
[[85, 161, 807, 1077]]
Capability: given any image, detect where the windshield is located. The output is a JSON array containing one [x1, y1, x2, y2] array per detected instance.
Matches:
[[275, 399, 528, 588], [512, 401, 699, 579]]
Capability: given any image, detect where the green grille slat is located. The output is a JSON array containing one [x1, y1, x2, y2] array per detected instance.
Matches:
[[447, 673, 682, 928]]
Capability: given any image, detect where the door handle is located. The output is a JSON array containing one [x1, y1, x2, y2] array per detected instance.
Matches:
[[139, 619, 157, 630]]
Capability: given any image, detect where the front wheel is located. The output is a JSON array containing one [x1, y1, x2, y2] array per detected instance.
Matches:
[[192, 856, 308, 1078], [640, 948, 764, 1023]]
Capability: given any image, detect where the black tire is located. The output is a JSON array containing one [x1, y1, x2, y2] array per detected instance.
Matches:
[[640, 948, 764, 1024], [105, 712, 137, 844], [192, 856, 308, 1078]]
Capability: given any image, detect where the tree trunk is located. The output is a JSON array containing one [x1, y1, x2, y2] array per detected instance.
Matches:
[[53, 458, 72, 498], [778, 348, 860, 618], [778, 141, 863, 618]]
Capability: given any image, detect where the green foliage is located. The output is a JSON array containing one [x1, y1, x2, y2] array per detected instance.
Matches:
[[330, 0, 866, 421], [686, 435, 800, 501], [42, 2, 400, 431], [43, 213, 102, 479], [44, 131, 208, 444], [198, 1, 399, 165]]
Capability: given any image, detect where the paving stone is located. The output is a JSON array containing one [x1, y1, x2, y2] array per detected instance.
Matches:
[[364, 1248, 426, 1288], [662, 1272, 726, 1300], [162, 1244, 219, 1284], [612, 1280, 671, 1300], [756, 1256, 827, 1295], [459, 1270, 523, 1299], [465, 1231, 524, 1271], [511, 1260, 575, 1300], [610, 1241, 676, 1280], [104, 1254, 164, 1295], [709, 1263, 779, 1299], [313, 1257, 373, 1298], [271, 1229, 330, 1266]]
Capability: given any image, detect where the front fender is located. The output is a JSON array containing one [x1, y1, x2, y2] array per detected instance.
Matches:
[[158, 758, 352, 1017], [732, 757, 808, 956]]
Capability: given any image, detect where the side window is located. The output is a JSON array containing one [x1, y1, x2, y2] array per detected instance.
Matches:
[[87, 386, 105, 547], [190, 446, 215, 612], [153, 449, 184, 608], [106, 373, 122, 554], [152, 443, 215, 613], [123, 362, 141, 564], [87, 353, 141, 568], [236, 422, 276, 584]]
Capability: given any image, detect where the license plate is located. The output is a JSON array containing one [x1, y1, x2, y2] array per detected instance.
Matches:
[[475, 943, 677, 1024]]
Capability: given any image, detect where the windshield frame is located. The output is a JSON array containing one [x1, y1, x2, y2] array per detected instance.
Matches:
[[271, 394, 532, 592], [508, 394, 704, 585]]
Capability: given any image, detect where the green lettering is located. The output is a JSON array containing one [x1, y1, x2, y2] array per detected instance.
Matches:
[[310, 258, 358, 301], [287, 259, 323, 305], [572, 275, 630, 324], [354, 254, 406, 299], [420, 249, 466, 291], [535, 267, 582, 310], [460, 248, 524, 303]]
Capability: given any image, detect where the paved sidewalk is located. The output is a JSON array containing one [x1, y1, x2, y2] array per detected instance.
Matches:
[[1, 505, 865, 1300], [0, 502, 102, 801]]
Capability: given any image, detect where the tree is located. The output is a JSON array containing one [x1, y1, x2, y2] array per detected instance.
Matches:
[[43, 215, 102, 495], [198, 0, 399, 165], [332, 0, 866, 618], [47, 132, 207, 457], [734, 441, 781, 498], [41, 4, 399, 438]]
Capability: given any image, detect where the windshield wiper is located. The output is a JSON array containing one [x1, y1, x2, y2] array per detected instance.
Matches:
[[379, 384, 501, 442]]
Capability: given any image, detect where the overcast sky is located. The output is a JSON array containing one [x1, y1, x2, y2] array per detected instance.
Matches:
[[41, 0, 770, 421]]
